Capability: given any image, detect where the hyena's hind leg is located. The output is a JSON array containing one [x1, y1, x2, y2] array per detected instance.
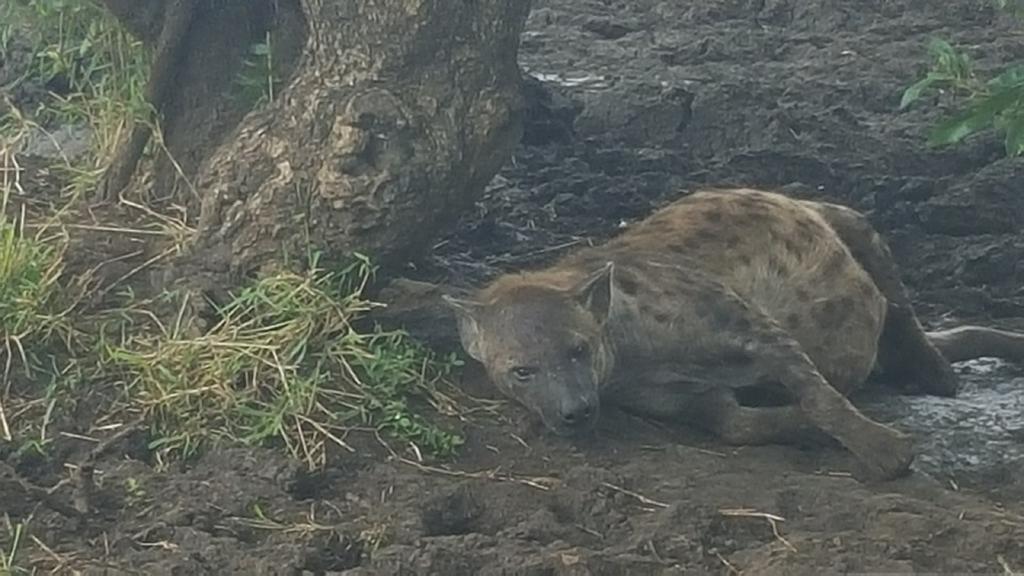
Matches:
[[806, 201, 959, 397]]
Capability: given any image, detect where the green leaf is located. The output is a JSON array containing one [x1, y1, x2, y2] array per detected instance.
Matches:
[[987, 64, 1024, 91], [1003, 110, 1024, 156], [925, 38, 972, 85], [927, 85, 1022, 146], [926, 37, 956, 59], [900, 78, 931, 110], [900, 73, 948, 110]]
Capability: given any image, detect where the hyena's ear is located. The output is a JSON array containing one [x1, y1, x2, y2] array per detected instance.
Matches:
[[571, 261, 614, 324], [441, 295, 487, 362]]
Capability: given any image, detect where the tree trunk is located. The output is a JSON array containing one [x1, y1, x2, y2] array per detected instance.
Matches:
[[100, 0, 532, 296]]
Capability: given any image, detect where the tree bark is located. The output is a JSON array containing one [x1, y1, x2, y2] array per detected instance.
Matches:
[[126, 0, 533, 296], [96, 0, 163, 44]]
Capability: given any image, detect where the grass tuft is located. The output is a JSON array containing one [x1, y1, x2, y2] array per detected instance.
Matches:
[[0, 214, 66, 362], [101, 254, 465, 469], [0, 158, 71, 386]]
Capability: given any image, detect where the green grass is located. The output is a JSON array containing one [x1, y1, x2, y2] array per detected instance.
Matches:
[[98, 254, 466, 469], [1, 0, 150, 195], [901, 2, 1024, 157], [0, 193, 71, 385], [0, 217, 64, 354], [0, 136, 79, 444], [0, 217, 470, 467]]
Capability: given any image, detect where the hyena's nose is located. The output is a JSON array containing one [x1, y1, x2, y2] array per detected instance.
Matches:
[[560, 398, 594, 426]]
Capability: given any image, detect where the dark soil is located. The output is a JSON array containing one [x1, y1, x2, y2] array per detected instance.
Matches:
[[4, 0, 1024, 574]]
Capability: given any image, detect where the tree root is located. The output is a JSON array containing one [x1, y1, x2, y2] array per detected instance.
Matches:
[[95, 0, 197, 201], [369, 278, 469, 352]]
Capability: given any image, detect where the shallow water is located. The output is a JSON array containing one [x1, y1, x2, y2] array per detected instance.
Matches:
[[858, 358, 1024, 486]]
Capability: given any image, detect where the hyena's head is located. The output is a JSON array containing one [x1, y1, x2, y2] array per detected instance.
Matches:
[[444, 263, 616, 436]]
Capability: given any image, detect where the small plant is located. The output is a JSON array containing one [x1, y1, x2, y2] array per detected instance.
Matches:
[[901, 5, 1024, 156], [101, 254, 465, 469], [1, 124, 80, 444], [0, 197, 70, 382], [900, 39, 977, 107], [124, 476, 146, 506]]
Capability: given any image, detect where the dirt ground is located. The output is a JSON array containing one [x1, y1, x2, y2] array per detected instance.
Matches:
[[5, 0, 1024, 574]]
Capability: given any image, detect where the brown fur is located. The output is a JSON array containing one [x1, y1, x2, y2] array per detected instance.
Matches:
[[444, 187, 1024, 481]]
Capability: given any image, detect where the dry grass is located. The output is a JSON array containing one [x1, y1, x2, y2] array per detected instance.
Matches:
[[96, 254, 468, 469]]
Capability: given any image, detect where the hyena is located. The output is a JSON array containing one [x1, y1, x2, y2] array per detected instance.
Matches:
[[444, 188, 1024, 480]]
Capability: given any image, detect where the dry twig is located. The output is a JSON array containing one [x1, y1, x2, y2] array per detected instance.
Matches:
[[715, 550, 741, 575], [998, 554, 1020, 576], [719, 508, 797, 553], [398, 456, 559, 491], [600, 481, 669, 509]]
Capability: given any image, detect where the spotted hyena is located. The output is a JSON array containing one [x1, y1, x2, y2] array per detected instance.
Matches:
[[444, 187, 1024, 481]]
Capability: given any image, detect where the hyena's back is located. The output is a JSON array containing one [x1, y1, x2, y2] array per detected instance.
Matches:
[[560, 188, 888, 394]]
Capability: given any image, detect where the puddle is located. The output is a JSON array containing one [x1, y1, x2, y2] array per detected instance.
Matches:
[[858, 358, 1024, 485]]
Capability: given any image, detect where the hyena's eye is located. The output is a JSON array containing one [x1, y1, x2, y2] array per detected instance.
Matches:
[[510, 366, 537, 381]]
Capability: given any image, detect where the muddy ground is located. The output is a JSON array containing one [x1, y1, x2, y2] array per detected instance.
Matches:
[[4, 0, 1024, 574]]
